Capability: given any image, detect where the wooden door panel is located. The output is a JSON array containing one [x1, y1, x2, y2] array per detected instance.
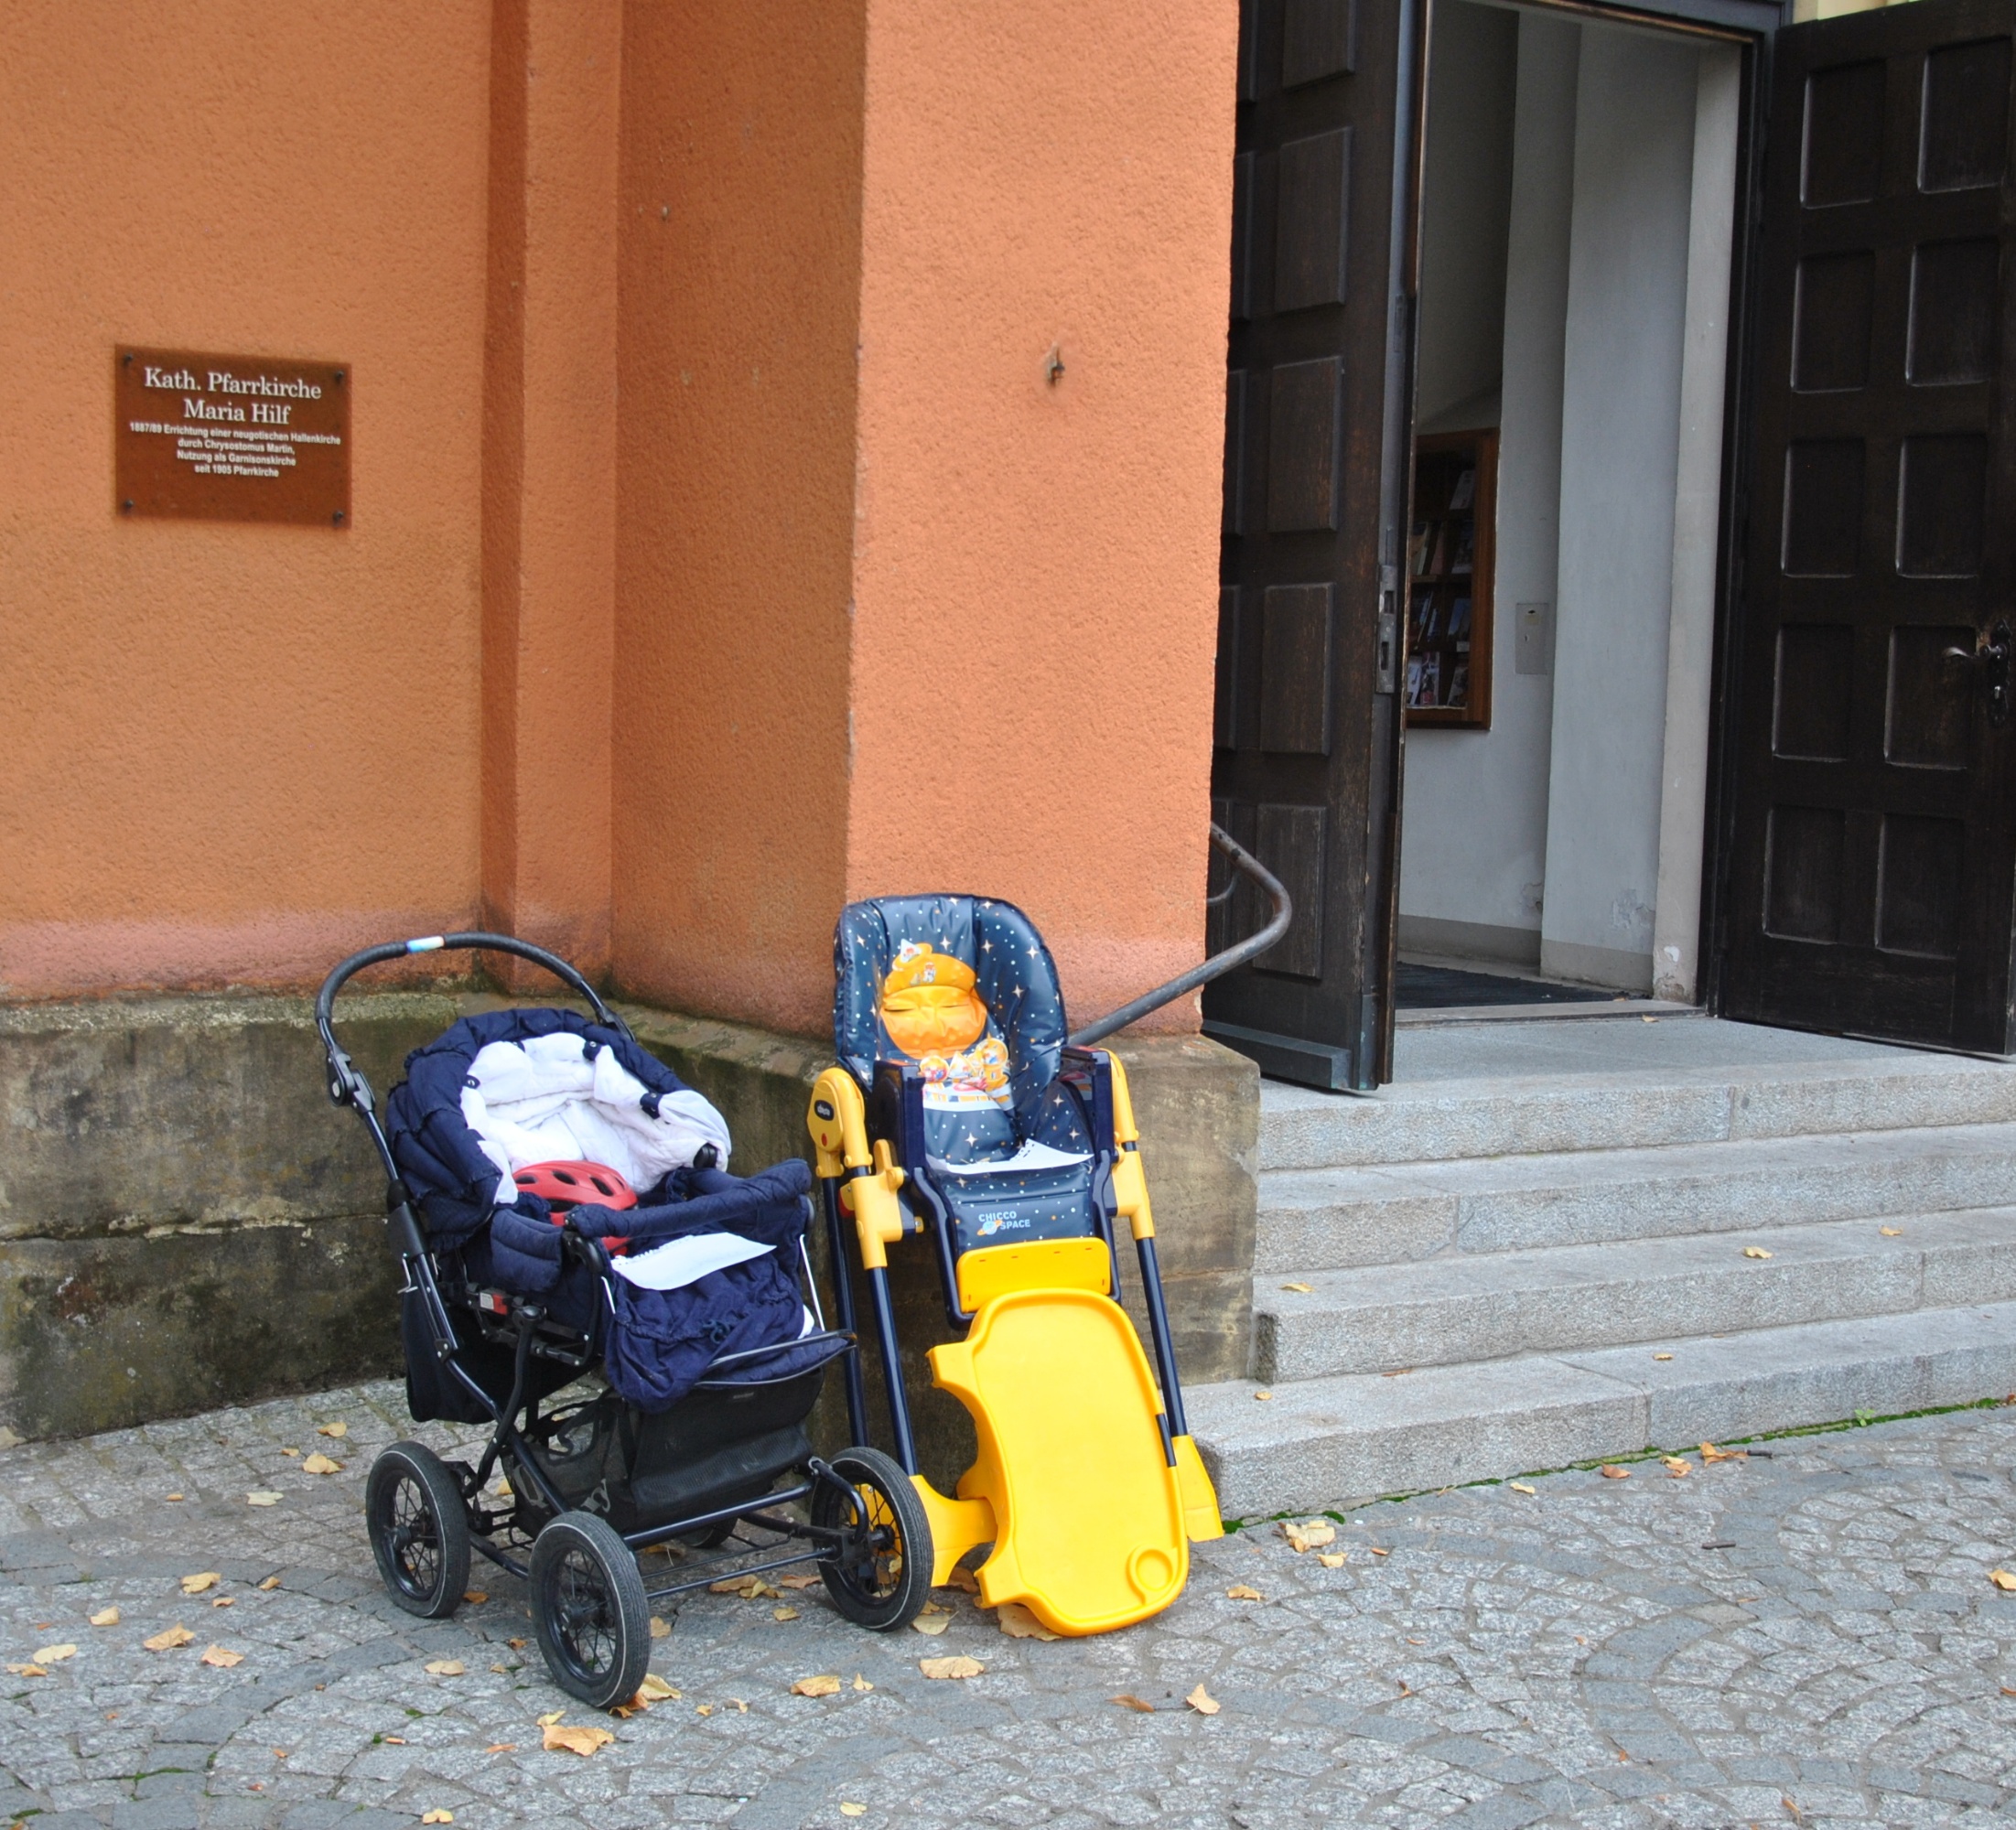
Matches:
[[1722, 0, 2016, 1052]]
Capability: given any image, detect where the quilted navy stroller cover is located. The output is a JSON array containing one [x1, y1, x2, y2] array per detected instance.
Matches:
[[385, 1006, 826, 1410]]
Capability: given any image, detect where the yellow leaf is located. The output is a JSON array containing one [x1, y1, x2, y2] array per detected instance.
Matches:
[[943, 1566, 980, 1593], [6, 1663, 47, 1677], [1509, 1482, 1536, 1495], [1989, 1569, 2016, 1591], [841, 1806, 867, 1819], [166, 1492, 184, 1502], [258, 1577, 281, 1590], [180, 1573, 221, 1595], [1225, 1585, 1264, 1601], [1370, 1547, 1389, 1556], [1280, 1283, 1313, 1293], [485, 1742, 516, 1752], [772, 1607, 800, 1622], [543, 1723, 613, 1757], [246, 1492, 282, 1507], [33, 1643, 76, 1663], [910, 1614, 950, 1635], [383, 1735, 406, 1744], [792, 1674, 843, 1696], [1653, 1353, 1674, 1362], [636, 1673, 680, 1701], [89, 1607, 119, 1628], [919, 1655, 985, 1680], [1880, 1226, 1903, 1236], [536, 1710, 565, 1727], [301, 1453, 342, 1476], [708, 1575, 780, 1599], [1318, 1553, 1347, 1568], [463, 1590, 487, 1605], [1741, 1246, 1773, 1260], [777, 1573, 824, 1590], [1699, 1442, 1747, 1463], [695, 1704, 713, 1717], [199, 1645, 244, 1668], [281, 1448, 299, 1458], [1662, 1457, 1691, 1479], [997, 1601, 1061, 1641], [425, 1660, 464, 1676], [210, 1596, 234, 1609], [144, 1624, 194, 1652], [1600, 1465, 1631, 1479], [649, 1616, 671, 1639], [1281, 1518, 1335, 1554], [318, 1421, 348, 1438], [422, 1814, 454, 1825], [852, 1674, 873, 1691], [1111, 1694, 1155, 1713], [1185, 1684, 1221, 1716]]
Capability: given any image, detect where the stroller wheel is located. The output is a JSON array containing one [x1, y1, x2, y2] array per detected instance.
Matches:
[[813, 1448, 933, 1631], [365, 1443, 471, 1620], [529, 1512, 651, 1709]]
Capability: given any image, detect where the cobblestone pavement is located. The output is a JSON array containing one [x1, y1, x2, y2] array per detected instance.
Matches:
[[9, 1387, 2016, 1829]]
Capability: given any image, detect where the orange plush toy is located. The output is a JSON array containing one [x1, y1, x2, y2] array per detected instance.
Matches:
[[878, 942, 990, 1059]]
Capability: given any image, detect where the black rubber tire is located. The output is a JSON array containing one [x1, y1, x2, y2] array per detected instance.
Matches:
[[679, 1518, 739, 1551], [529, 1511, 652, 1709], [814, 1447, 933, 1631], [365, 1442, 471, 1620]]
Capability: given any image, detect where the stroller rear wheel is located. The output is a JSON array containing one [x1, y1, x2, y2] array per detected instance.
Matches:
[[529, 1511, 652, 1709], [814, 1448, 933, 1631], [365, 1442, 471, 1620]]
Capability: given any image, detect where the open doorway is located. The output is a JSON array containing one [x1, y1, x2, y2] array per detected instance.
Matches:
[[1395, 0, 1742, 1009]]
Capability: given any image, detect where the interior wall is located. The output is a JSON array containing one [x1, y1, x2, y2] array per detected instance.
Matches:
[[1539, 26, 1704, 993], [1397, 5, 1569, 965]]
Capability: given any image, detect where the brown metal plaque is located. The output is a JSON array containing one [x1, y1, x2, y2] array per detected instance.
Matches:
[[114, 346, 350, 527]]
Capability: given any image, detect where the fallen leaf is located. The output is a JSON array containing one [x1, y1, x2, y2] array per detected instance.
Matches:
[[318, 1421, 349, 1438], [1253, 1390, 1273, 1402], [491, 1664, 509, 1674], [636, 1673, 680, 1701], [920, 1655, 984, 1680], [463, 1590, 488, 1605], [89, 1607, 119, 1628], [301, 1453, 342, 1476], [1186, 1683, 1222, 1716], [281, 1448, 299, 1458], [1653, 1353, 1674, 1362], [144, 1624, 195, 1652], [841, 1806, 867, 1819], [543, 1723, 613, 1757], [728, 1698, 749, 1713], [695, 1704, 713, 1717], [1111, 1694, 1156, 1713], [709, 1575, 781, 1599], [1280, 1282, 1313, 1293], [997, 1601, 1061, 1641], [199, 1645, 244, 1668], [536, 1710, 566, 1727], [649, 1617, 670, 1639], [383, 1735, 406, 1745], [792, 1674, 843, 1697], [509, 1638, 528, 1651], [1370, 1548, 1389, 1557], [852, 1674, 873, 1691], [911, 1614, 951, 1635], [943, 1566, 981, 1593], [1662, 1457, 1691, 1479], [1282, 1518, 1336, 1554], [272, 1749, 287, 1759], [1509, 1482, 1536, 1495], [422, 1814, 454, 1825], [772, 1607, 800, 1622], [919, 1599, 952, 1614], [6, 1661, 48, 1676], [210, 1596, 234, 1608], [167, 1492, 184, 1502], [1600, 1465, 1632, 1480], [425, 1660, 465, 1676], [1397, 1679, 1413, 1696], [778, 1573, 824, 1590], [246, 1492, 282, 1507], [1318, 1553, 1347, 1568], [1990, 1570, 2016, 1592], [180, 1573, 221, 1595], [485, 1742, 517, 1752], [1880, 1226, 1903, 1236], [1226, 1584, 1264, 1601], [1383, 1367, 1416, 1379], [1699, 1442, 1747, 1463], [258, 1577, 281, 1590], [1741, 1246, 1773, 1260]]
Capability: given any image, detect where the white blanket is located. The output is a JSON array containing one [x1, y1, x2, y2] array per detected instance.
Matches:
[[461, 1032, 732, 1204]]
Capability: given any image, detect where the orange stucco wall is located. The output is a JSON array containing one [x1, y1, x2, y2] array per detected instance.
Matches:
[[0, 2, 492, 996]]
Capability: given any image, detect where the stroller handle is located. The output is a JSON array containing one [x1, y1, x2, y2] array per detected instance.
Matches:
[[315, 931, 620, 1032]]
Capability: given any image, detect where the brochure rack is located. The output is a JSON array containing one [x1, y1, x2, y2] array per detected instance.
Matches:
[[1405, 428, 1496, 729]]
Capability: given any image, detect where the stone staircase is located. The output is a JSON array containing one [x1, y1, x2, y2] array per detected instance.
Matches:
[[1186, 1017, 2016, 1517]]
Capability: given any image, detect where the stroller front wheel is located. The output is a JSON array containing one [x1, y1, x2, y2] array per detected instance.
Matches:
[[814, 1447, 933, 1631], [529, 1511, 652, 1709], [365, 1442, 471, 1620]]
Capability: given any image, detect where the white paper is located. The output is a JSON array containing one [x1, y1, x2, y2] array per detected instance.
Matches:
[[609, 1232, 773, 1291]]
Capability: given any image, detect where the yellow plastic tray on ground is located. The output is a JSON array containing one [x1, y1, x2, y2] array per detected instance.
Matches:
[[926, 1286, 1190, 1637]]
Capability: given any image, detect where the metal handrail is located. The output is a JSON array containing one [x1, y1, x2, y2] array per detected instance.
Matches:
[[1067, 824, 1293, 1047]]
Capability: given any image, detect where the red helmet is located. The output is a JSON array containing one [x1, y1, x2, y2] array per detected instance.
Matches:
[[513, 1159, 637, 1256]]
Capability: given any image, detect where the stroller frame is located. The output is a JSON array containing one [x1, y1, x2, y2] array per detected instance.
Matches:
[[318, 932, 933, 1705]]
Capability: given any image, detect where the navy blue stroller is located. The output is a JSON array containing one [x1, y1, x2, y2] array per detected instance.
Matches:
[[317, 934, 933, 1706]]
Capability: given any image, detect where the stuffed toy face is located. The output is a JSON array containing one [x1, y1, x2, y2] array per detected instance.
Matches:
[[879, 942, 989, 1059]]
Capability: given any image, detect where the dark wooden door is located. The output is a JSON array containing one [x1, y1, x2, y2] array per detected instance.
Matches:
[[1203, 0, 1424, 1091], [1722, 0, 2016, 1052]]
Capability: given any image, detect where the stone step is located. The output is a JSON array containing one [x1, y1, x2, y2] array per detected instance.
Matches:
[[1254, 1121, 2016, 1270], [1260, 1056, 2016, 1173], [1188, 1299, 2016, 1518], [1253, 1205, 2016, 1380]]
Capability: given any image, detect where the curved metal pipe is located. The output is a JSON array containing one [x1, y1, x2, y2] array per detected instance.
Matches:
[[1067, 824, 1293, 1047]]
